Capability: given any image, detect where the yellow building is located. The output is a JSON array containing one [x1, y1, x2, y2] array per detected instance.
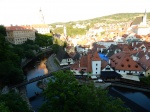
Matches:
[[5, 25, 36, 45]]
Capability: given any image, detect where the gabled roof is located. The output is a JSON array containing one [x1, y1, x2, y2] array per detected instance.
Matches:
[[132, 51, 145, 58], [56, 46, 71, 62], [92, 52, 101, 61], [138, 55, 150, 70], [80, 55, 88, 67], [87, 54, 92, 72], [110, 52, 144, 71], [108, 44, 120, 51], [70, 51, 101, 72], [106, 51, 114, 57], [101, 60, 108, 69]]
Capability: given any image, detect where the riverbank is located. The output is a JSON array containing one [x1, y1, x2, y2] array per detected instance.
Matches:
[[46, 54, 60, 73]]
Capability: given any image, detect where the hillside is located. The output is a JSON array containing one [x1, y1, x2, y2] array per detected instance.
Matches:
[[50, 13, 150, 36], [51, 13, 150, 25]]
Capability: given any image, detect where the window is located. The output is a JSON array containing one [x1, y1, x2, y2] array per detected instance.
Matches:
[[106, 68, 110, 70], [96, 72, 97, 74], [96, 68, 97, 70], [96, 64, 98, 66]]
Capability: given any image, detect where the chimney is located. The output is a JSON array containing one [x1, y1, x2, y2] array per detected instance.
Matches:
[[132, 42, 134, 47], [109, 59, 111, 64], [79, 61, 80, 67], [143, 48, 146, 52], [145, 55, 149, 60]]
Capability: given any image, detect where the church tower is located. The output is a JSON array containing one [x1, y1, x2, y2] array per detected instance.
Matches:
[[39, 8, 45, 24], [143, 9, 147, 26]]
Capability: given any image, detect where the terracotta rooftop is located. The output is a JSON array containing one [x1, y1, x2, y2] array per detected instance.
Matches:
[[101, 60, 108, 69], [138, 55, 150, 70], [70, 61, 79, 69], [92, 52, 101, 61], [110, 52, 144, 71], [80, 55, 88, 68], [6, 25, 34, 31]]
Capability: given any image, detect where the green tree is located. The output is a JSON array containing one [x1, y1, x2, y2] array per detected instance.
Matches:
[[25, 50, 35, 59], [140, 75, 150, 86], [0, 92, 31, 112], [0, 25, 6, 36], [0, 102, 10, 112], [39, 70, 131, 112], [51, 44, 59, 54]]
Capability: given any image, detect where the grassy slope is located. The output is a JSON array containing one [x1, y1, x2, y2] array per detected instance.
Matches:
[[50, 13, 150, 25]]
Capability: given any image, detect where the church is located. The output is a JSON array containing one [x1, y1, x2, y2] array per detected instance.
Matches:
[[130, 10, 150, 35]]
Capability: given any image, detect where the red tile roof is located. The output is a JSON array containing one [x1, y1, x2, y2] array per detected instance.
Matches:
[[6, 25, 34, 31], [101, 60, 108, 69], [110, 52, 144, 71], [138, 55, 150, 70], [71, 52, 101, 72], [70, 61, 79, 69]]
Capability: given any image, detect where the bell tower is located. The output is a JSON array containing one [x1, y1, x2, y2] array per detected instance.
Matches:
[[39, 8, 45, 24]]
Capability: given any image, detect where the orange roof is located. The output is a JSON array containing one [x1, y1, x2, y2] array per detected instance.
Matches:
[[6, 25, 34, 31], [87, 54, 92, 72], [70, 61, 79, 69], [110, 52, 144, 71], [92, 52, 101, 61], [80, 55, 88, 68]]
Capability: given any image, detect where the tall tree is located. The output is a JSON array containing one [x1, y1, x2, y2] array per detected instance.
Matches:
[[0, 92, 31, 112], [39, 70, 131, 112], [0, 25, 6, 36]]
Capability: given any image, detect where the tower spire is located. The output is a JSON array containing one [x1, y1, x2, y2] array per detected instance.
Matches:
[[39, 8, 45, 24], [143, 9, 147, 26]]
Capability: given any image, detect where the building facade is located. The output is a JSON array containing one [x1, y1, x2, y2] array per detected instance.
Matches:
[[5, 25, 36, 45], [31, 24, 51, 34]]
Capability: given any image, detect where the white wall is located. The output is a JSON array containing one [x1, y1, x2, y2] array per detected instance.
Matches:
[[137, 27, 150, 35], [116, 70, 145, 75], [92, 61, 101, 75]]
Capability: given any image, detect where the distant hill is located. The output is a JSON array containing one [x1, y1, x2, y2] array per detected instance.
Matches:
[[50, 13, 150, 26]]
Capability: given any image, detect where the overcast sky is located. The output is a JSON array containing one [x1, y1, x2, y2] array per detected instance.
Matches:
[[0, 0, 149, 25]]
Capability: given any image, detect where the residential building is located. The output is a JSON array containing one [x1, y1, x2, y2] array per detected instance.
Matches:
[[70, 52, 101, 76], [56, 46, 74, 66], [5, 25, 35, 45], [110, 52, 145, 81]]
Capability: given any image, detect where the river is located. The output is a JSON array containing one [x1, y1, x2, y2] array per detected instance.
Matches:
[[25, 58, 150, 112]]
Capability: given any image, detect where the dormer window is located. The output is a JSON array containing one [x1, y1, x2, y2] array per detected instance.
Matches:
[[126, 59, 129, 61], [135, 65, 138, 68]]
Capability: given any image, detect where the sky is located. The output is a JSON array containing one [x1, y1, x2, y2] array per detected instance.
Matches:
[[0, 0, 150, 25]]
